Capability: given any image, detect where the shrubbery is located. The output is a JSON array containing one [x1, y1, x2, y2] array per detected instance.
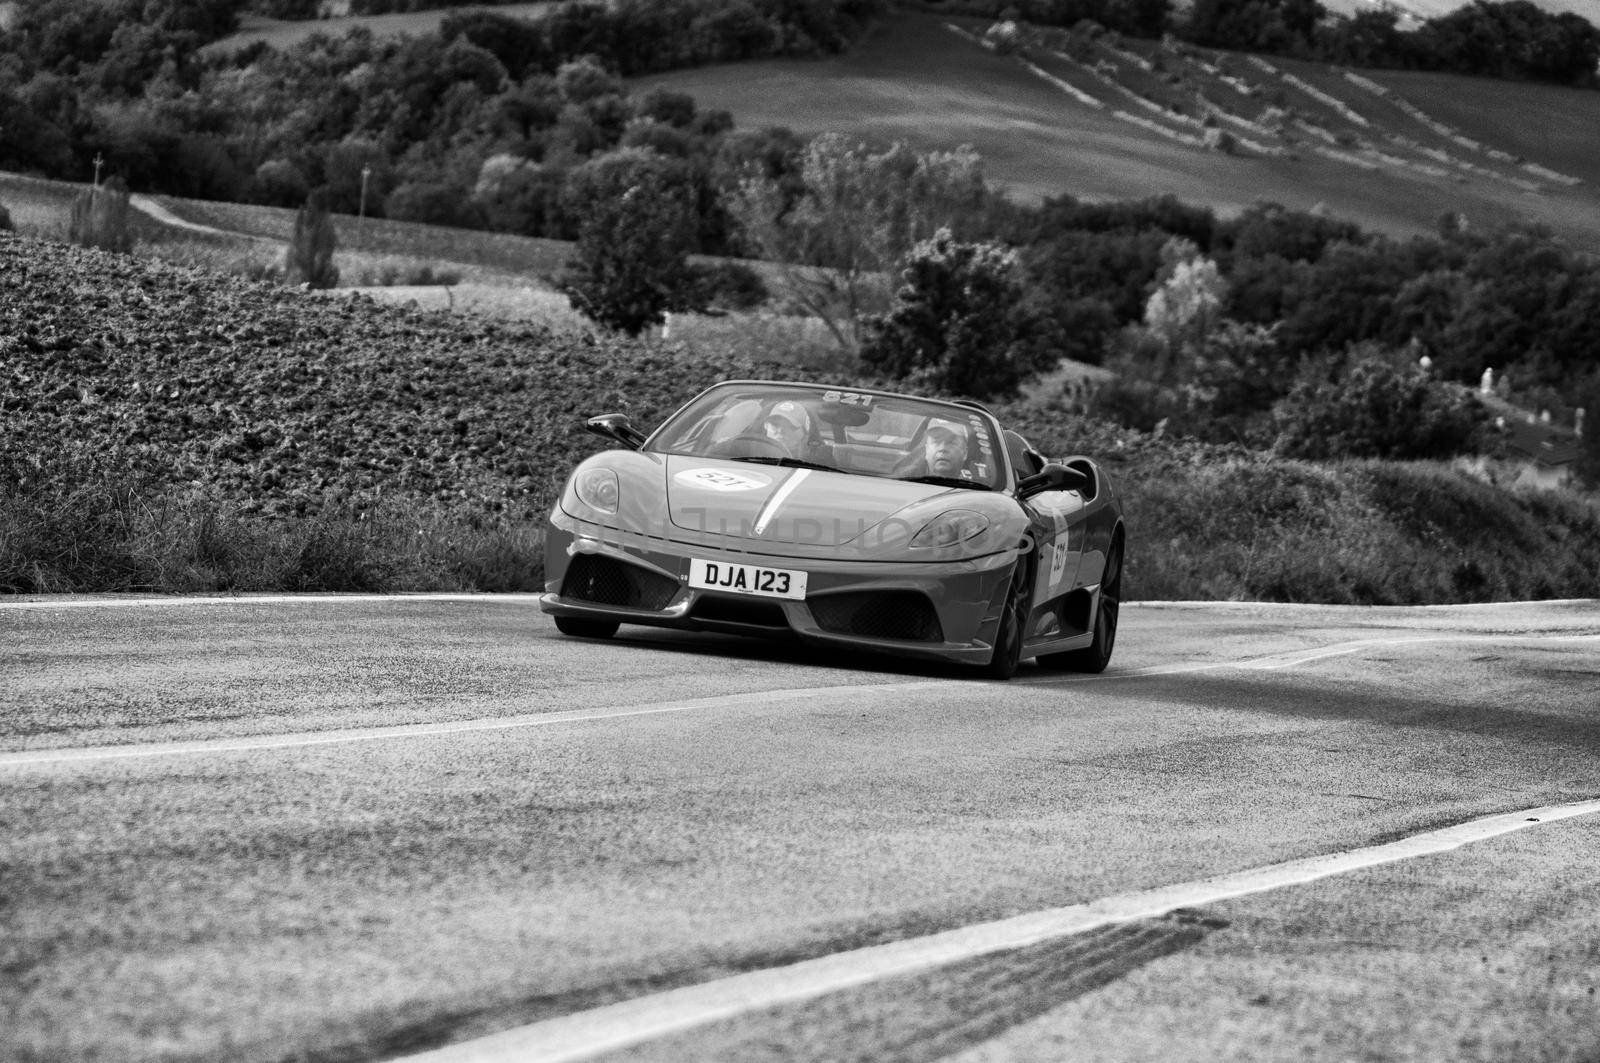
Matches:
[[1110, 455, 1600, 604], [557, 148, 700, 334], [861, 228, 1052, 400], [1273, 355, 1488, 460], [283, 193, 339, 289]]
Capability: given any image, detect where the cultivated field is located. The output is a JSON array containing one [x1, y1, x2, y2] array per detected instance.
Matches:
[[0, 169, 867, 358], [643, 9, 1600, 250]]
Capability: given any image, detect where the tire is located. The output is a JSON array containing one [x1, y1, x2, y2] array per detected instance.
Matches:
[[1040, 534, 1121, 674], [980, 558, 1030, 680], [555, 615, 620, 639]]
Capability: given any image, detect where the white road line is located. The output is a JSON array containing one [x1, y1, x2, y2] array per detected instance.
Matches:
[[1240, 633, 1600, 670], [0, 593, 545, 610], [397, 798, 1600, 1063], [0, 682, 948, 769], [6, 596, 1592, 612], [7, 633, 1595, 767], [1019, 632, 1600, 684]]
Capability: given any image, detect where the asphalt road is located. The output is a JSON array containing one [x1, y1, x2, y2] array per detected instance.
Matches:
[[2, 595, 1598, 1063]]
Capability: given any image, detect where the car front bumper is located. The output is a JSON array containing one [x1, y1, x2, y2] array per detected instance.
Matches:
[[539, 510, 1019, 665]]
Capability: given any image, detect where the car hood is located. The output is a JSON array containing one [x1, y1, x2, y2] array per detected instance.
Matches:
[[663, 454, 958, 547]]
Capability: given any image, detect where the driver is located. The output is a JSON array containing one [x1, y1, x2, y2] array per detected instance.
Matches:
[[763, 400, 811, 458], [923, 417, 970, 478]]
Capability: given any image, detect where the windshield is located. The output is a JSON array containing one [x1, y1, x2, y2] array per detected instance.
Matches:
[[650, 384, 1007, 490]]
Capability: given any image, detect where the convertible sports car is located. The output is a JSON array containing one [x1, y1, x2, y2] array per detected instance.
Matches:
[[540, 380, 1124, 678]]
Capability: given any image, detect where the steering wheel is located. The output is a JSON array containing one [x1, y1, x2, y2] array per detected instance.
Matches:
[[711, 433, 788, 460]]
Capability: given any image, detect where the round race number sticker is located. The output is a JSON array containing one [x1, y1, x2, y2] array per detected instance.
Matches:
[[673, 467, 774, 492]]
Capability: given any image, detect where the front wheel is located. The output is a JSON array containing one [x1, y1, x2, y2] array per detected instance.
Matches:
[[980, 558, 1030, 680], [555, 615, 620, 639], [1039, 534, 1121, 674]]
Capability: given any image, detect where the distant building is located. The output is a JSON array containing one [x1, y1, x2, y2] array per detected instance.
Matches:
[[1480, 390, 1582, 489], [1502, 414, 1581, 490]]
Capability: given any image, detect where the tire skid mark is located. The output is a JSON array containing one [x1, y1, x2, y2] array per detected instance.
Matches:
[[598, 918, 1217, 1063], [394, 800, 1600, 1063]]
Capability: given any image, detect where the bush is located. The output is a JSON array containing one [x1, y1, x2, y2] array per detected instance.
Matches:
[[355, 263, 464, 287], [384, 181, 485, 230], [679, 260, 769, 312], [250, 158, 311, 208], [283, 191, 339, 289], [1119, 455, 1600, 604], [557, 148, 699, 334], [1273, 354, 1488, 460], [0, 201, 12, 232], [861, 228, 1052, 401]]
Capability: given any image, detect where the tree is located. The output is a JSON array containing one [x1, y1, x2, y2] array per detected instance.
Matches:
[[1141, 239, 1229, 366], [557, 148, 698, 334], [726, 134, 990, 352], [68, 176, 134, 253], [861, 228, 1051, 401], [1273, 352, 1486, 459], [1575, 377, 1600, 489], [385, 181, 484, 229], [1177, 321, 1287, 443], [284, 191, 339, 289]]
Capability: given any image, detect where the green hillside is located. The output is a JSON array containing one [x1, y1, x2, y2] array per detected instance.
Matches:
[[5, 232, 1599, 602], [642, 9, 1600, 250]]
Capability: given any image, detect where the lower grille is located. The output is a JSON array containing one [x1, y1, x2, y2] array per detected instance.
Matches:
[[809, 591, 943, 642], [562, 554, 678, 611], [690, 596, 790, 628]]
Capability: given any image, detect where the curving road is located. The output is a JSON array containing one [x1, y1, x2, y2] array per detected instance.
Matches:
[[2, 595, 1598, 1063]]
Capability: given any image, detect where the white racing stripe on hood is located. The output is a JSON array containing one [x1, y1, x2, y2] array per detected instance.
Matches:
[[753, 470, 811, 535]]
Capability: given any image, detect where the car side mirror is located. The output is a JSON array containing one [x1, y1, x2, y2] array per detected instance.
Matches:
[[1018, 462, 1089, 499], [584, 413, 648, 450]]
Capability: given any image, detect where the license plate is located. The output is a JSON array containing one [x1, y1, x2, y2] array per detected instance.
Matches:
[[688, 559, 807, 600]]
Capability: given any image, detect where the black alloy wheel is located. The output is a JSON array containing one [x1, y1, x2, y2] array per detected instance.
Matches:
[[1054, 534, 1121, 674], [981, 556, 1032, 680]]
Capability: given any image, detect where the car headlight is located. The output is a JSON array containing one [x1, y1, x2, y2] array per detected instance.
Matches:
[[910, 509, 989, 548], [574, 468, 619, 513]]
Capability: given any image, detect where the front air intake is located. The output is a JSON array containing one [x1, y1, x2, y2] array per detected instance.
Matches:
[[562, 555, 678, 611], [809, 591, 943, 642]]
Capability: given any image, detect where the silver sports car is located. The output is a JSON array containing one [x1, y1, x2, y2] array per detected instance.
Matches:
[[540, 380, 1124, 678]]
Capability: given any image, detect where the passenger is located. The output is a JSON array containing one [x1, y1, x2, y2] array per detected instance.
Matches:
[[922, 417, 970, 478]]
